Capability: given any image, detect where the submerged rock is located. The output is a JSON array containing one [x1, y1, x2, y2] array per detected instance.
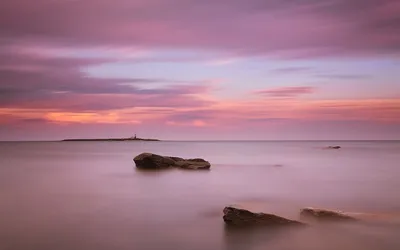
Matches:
[[223, 206, 305, 227], [133, 153, 211, 170], [300, 207, 357, 222]]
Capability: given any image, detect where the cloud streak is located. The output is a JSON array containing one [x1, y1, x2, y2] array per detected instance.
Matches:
[[1, 96, 399, 140], [254, 86, 315, 97]]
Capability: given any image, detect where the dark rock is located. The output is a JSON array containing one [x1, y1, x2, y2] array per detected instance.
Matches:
[[174, 160, 211, 170], [169, 156, 185, 162], [300, 207, 357, 222], [223, 206, 305, 227], [133, 153, 211, 170], [133, 153, 175, 169], [186, 158, 208, 162]]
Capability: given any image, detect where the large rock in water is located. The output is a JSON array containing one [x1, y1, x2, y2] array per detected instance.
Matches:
[[300, 207, 357, 222], [223, 206, 305, 227], [133, 153, 211, 170], [133, 153, 175, 169]]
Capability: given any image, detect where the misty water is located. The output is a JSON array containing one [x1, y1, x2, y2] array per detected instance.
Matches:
[[1, 141, 400, 250]]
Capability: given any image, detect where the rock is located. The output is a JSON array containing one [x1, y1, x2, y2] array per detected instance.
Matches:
[[174, 159, 211, 170], [223, 206, 305, 227], [326, 146, 341, 149], [133, 153, 211, 170], [133, 153, 175, 169], [169, 156, 185, 162], [186, 158, 208, 162], [300, 207, 357, 222]]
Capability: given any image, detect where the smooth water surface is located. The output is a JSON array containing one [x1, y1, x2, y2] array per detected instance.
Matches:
[[1, 141, 400, 250]]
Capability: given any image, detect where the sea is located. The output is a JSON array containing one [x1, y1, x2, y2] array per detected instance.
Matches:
[[1, 140, 400, 250]]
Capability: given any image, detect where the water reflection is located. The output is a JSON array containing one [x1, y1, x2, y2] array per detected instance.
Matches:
[[223, 224, 304, 250], [223, 221, 400, 250]]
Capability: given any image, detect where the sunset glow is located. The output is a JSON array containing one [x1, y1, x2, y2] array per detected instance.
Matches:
[[0, 0, 399, 140]]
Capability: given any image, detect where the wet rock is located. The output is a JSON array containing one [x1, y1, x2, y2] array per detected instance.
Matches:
[[223, 206, 305, 227], [300, 207, 357, 222], [133, 153, 211, 170]]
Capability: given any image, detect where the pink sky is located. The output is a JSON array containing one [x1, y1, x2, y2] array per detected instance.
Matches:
[[0, 0, 399, 140]]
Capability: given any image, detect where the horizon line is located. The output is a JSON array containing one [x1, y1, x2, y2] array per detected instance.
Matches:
[[1, 139, 400, 143]]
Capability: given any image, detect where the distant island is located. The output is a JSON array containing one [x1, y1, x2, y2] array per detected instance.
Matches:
[[62, 135, 160, 142]]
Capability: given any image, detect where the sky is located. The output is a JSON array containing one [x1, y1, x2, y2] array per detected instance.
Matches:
[[0, 0, 399, 140]]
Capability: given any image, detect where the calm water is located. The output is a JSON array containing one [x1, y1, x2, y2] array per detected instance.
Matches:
[[1, 141, 400, 250]]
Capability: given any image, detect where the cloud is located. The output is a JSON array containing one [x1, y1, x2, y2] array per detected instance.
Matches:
[[167, 110, 217, 122], [44, 112, 141, 124], [166, 119, 208, 127], [270, 67, 312, 73], [315, 74, 371, 80], [0, 0, 399, 140], [0, 0, 399, 58], [206, 58, 240, 66], [0, 47, 216, 112], [254, 86, 315, 97], [0, 113, 52, 125], [150, 98, 400, 129], [1, 96, 400, 141]]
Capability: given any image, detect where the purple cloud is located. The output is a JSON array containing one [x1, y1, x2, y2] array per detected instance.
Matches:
[[0, 0, 399, 57], [270, 67, 312, 73], [0, 48, 215, 111], [315, 74, 371, 80]]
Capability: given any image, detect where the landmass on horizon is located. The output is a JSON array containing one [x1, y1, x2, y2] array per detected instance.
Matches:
[[62, 134, 159, 142]]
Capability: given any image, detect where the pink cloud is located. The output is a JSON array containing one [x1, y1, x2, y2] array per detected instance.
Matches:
[[254, 86, 315, 97], [1, 97, 400, 140]]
